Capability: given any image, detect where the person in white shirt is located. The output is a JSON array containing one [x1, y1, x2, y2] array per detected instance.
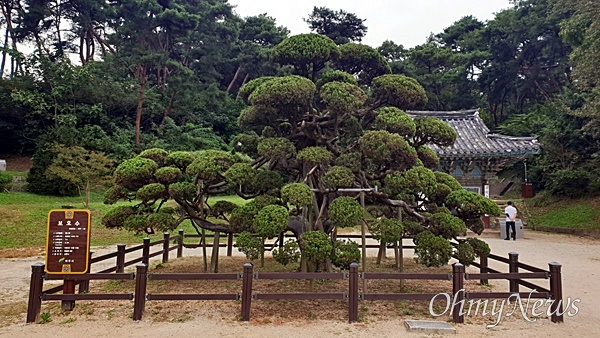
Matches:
[[504, 201, 518, 240]]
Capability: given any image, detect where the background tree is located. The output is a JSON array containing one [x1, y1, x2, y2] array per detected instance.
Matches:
[[47, 144, 114, 207], [304, 7, 367, 45]]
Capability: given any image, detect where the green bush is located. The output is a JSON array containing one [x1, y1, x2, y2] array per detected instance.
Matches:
[[414, 231, 453, 267], [114, 157, 158, 190], [331, 240, 360, 270], [253, 205, 289, 239], [546, 168, 591, 198], [301, 231, 333, 265], [281, 183, 313, 208], [368, 217, 403, 243], [236, 231, 263, 260], [465, 237, 491, 257], [0, 171, 12, 191], [101, 206, 137, 228], [455, 242, 476, 266], [328, 196, 363, 228], [273, 239, 301, 266], [154, 167, 182, 185]]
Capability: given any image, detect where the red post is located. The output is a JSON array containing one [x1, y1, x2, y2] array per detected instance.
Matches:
[[549, 262, 564, 323], [26, 263, 45, 323], [509, 252, 519, 293], [348, 262, 359, 323], [241, 263, 253, 321], [162, 232, 170, 263], [133, 264, 148, 321], [452, 263, 465, 324]]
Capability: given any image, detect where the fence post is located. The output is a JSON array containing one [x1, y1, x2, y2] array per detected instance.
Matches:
[[479, 255, 488, 285], [79, 251, 92, 293], [177, 229, 184, 258], [452, 263, 465, 324], [549, 262, 564, 323], [227, 233, 234, 257], [142, 237, 150, 265], [349, 262, 359, 323], [241, 263, 253, 321], [162, 232, 170, 263], [26, 263, 45, 323], [116, 244, 126, 273], [509, 252, 519, 293], [62, 280, 76, 311], [133, 264, 148, 321]]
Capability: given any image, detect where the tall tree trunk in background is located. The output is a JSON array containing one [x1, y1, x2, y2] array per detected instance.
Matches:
[[1, 25, 8, 75], [135, 64, 147, 149], [226, 65, 241, 94], [160, 91, 176, 126], [236, 73, 250, 99]]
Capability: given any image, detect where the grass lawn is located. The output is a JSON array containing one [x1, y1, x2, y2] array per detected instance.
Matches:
[[0, 191, 250, 250], [526, 196, 600, 229]]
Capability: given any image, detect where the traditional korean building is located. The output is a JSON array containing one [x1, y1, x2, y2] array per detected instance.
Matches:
[[407, 109, 541, 198]]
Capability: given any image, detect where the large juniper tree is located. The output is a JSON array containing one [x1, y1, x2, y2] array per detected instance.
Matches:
[[103, 33, 500, 272]]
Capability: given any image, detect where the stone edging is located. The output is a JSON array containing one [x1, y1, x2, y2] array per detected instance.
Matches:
[[532, 225, 600, 239]]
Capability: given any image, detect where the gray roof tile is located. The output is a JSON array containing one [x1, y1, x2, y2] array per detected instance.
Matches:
[[407, 109, 541, 157]]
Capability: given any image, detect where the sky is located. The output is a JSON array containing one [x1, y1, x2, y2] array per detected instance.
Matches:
[[228, 0, 513, 48]]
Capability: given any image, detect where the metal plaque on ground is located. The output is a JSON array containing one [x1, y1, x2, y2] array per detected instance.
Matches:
[[45, 209, 91, 274]]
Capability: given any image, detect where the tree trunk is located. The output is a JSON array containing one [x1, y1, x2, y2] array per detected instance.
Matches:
[[85, 181, 90, 209], [202, 228, 207, 272], [160, 91, 176, 126], [226, 65, 241, 94], [1, 25, 8, 76], [135, 65, 147, 149], [210, 231, 220, 273]]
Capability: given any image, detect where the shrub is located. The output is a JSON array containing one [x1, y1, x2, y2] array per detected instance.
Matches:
[[546, 168, 591, 198], [236, 231, 263, 260], [455, 242, 476, 266], [368, 217, 403, 243], [301, 231, 333, 265], [253, 205, 289, 239], [281, 183, 313, 208], [0, 171, 12, 191], [331, 240, 360, 270], [328, 196, 363, 228], [414, 231, 453, 267], [273, 240, 301, 266]]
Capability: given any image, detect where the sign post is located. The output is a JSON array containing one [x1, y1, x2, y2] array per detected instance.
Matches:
[[45, 209, 91, 310]]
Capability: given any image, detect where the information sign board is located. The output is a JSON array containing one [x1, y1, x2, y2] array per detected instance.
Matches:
[[45, 210, 91, 274]]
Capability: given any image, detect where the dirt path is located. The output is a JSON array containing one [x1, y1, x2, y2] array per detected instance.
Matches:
[[1, 230, 599, 337]]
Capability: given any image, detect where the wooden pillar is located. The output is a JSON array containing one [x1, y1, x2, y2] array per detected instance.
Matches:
[[133, 264, 148, 321], [549, 262, 564, 323], [509, 252, 519, 293], [26, 263, 45, 323], [142, 237, 150, 266], [348, 262, 359, 323], [116, 244, 126, 273], [452, 263, 465, 323], [162, 232, 170, 263], [241, 263, 253, 321], [177, 229, 184, 258]]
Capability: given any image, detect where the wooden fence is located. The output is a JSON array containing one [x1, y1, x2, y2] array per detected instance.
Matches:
[[27, 237, 565, 324], [26, 232, 182, 323]]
